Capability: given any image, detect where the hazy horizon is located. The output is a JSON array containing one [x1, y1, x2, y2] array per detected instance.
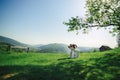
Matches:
[[0, 0, 117, 48]]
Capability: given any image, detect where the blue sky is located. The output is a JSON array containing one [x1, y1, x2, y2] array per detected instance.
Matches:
[[0, 0, 117, 47]]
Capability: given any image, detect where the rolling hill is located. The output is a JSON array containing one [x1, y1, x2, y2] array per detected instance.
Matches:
[[0, 35, 29, 47], [37, 43, 70, 53]]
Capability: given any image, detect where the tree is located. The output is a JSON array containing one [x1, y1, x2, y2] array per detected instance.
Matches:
[[64, 0, 120, 47]]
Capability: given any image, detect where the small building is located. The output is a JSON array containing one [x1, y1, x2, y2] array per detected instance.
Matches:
[[99, 45, 112, 52]]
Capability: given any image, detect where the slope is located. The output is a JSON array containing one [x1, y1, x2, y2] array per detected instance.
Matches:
[[0, 35, 29, 47]]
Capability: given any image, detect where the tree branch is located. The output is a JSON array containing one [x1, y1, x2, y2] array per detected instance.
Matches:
[[87, 24, 116, 27]]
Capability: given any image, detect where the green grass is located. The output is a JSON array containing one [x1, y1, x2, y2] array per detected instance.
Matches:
[[0, 48, 120, 80], [0, 53, 68, 66]]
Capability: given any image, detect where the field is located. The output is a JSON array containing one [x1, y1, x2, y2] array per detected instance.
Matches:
[[0, 48, 120, 80]]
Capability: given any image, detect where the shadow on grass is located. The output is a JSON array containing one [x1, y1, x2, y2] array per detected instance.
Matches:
[[57, 57, 71, 60], [0, 53, 120, 80]]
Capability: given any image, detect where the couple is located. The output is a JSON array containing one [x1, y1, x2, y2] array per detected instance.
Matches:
[[68, 44, 79, 58]]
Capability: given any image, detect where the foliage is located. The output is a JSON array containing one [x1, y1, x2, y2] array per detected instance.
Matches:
[[64, 0, 120, 35], [0, 48, 120, 80], [63, 16, 89, 34]]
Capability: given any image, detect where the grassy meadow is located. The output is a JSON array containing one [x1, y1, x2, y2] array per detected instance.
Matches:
[[0, 48, 120, 80]]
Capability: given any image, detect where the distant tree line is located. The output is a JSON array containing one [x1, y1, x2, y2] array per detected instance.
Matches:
[[0, 42, 30, 53]]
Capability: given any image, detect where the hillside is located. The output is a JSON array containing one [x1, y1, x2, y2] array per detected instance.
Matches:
[[0, 36, 29, 47], [0, 47, 120, 80], [37, 43, 70, 53]]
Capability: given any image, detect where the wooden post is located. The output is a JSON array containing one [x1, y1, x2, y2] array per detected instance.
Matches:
[[7, 44, 11, 51], [27, 47, 29, 53]]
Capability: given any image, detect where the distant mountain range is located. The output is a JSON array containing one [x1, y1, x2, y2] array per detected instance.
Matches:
[[77, 47, 99, 52], [0, 35, 99, 53], [36, 43, 99, 53]]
